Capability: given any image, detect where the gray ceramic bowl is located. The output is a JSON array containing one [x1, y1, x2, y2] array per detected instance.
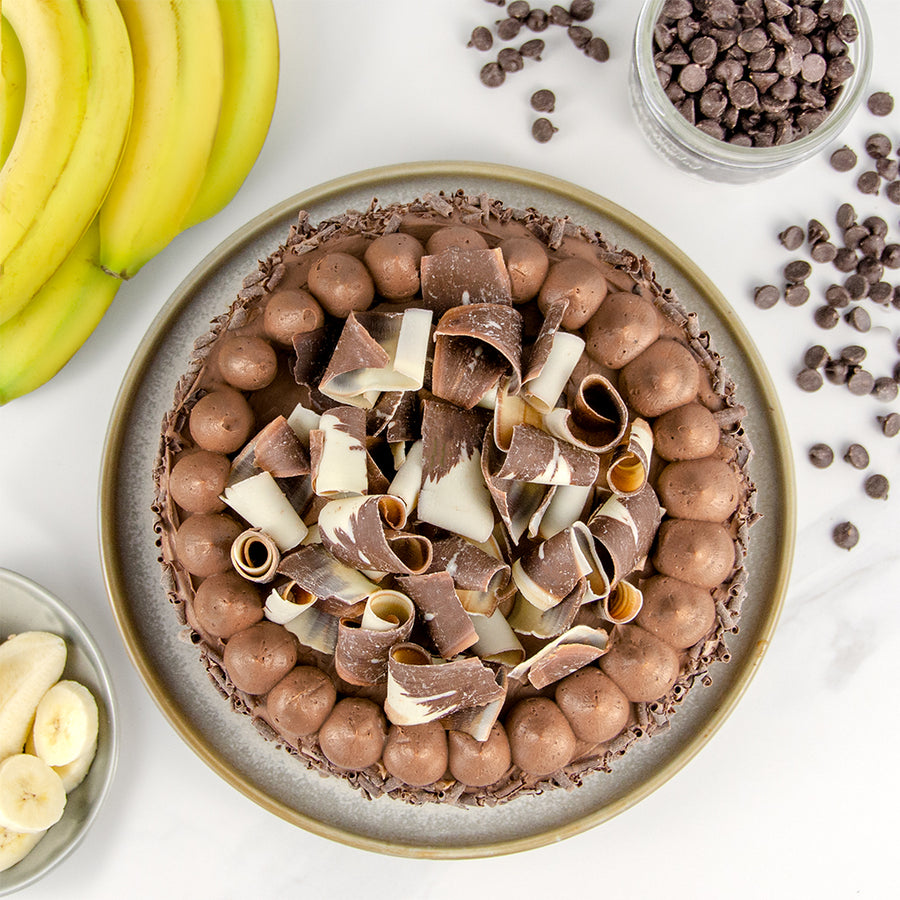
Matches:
[[0, 569, 118, 895]]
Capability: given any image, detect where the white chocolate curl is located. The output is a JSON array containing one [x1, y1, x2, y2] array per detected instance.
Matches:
[[264, 580, 317, 625], [230, 529, 281, 583], [387, 438, 424, 513], [521, 330, 585, 414], [468, 609, 525, 666], [309, 407, 368, 497], [507, 624, 610, 690], [221, 471, 308, 551]]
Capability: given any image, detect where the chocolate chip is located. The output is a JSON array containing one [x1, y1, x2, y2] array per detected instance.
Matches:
[[779, 225, 805, 250], [830, 146, 857, 172], [810, 241, 837, 263], [844, 273, 868, 300], [804, 344, 829, 369], [813, 305, 839, 329], [796, 367, 823, 392], [531, 117, 558, 143], [508, 0, 532, 19], [843, 443, 869, 468], [825, 284, 851, 308], [865, 134, 892, 159], [847, 368, 875, 396], [526, 9, 550, 31], [833, 248, 859, 273], [832, 521, 859, 550], [468, 26, 494, 51], [867, 91, 895, 116], [882, 244, 900, 268], [871, 377, 899, 402], [807, 219, 830, 244], [497, 17, 523, 40], [808, 443, 834, 468], [549, 4, 573, 26], [885, 181, 900, 205], [585, 36, 610, 62], [857, 171, 881, 195], [877, 412, 900, 437], [844, 305, 871, 332], [480, 62, 506, 87], [498, 47, 525, 71], [876, 157, 899, 181], [530, 88, 555, 112], [835, 202, 856, 230], [520, 38, 545, 59], [839, 345, 867, 365], [567, 24, 592, 48], [824, 358, 849, 384], [843, 224, 868, 250], [868, 281, 893, 304], [752, 284, 779, 308], [785, 283, 810, 306], [857, 256, 884, 284], [864, 474, 890, 500], [784, 259, 812, 282], [569, 0, 595, 21], [863, 215, 888, 237]]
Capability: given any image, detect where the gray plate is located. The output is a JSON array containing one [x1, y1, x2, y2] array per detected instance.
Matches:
[[99, 162, 794, 859], [0, 569, 118, 894]]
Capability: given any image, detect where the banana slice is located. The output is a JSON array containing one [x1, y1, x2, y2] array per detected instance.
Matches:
[[0, 825, 47, 873], [0, 754, 66, 833], [31, 680, 98, 767], [0, 631, 67, 760], [53, 739, 98, 794]]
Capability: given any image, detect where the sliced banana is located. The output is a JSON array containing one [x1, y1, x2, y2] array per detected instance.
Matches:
[[0, 631, 67, 760], [31, 680, 98, 767], [53, 739, 98, 794], [0, 754, 66, 834], [0, 825, 47, 874]]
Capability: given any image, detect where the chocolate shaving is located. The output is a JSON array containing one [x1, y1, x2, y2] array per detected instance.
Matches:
[[420, 247, 513, 314], [396, 572, 479, 659], [427, 534, 511, 594], [252, 415, 310, 477]]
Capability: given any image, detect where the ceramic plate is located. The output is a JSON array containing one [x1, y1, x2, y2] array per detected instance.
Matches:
[[0, 569, 118, 895], [99, 161, 794, 859]]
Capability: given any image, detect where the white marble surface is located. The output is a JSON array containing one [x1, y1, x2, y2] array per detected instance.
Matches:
[[2, 1, 899, 896]]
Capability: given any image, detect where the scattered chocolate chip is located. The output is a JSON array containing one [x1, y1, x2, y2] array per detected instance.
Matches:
[[508, 0, 532, 19], [824, 358, 849, 384], [531, 117, 558, 143], [863, 215, 888, 237], [885, 181, 900, 205], [810, 241, 837, 263], [796, 367, 823, 392], [825, 284, 851, 307], [867, 91, 895, 116], [835, 202, 856, 229], [843, 443, 869, 469], [779, 225, 805, 250], [526, 9, 550, 31], [844, 305, 871, 332], [844, 273, 868, 300], [813, 304, 839, 329], [804, 345, 829, 369], [480, 62, 506, 87], [569, 0, 594, 21], [468, 26, 494, 51], [864, 473, 890, 500], [830, 146, 857, 172], [865, 133, 892, 159], [530, 88, 555, 112], [549, 4, 572, 26], [833, 247, 859, 273], [846, 368, 875, 396], [784, 259, 812, 282], [567, 24, 592, 48], [585, 36, 610, 62], [808, 443, 834, 468], [857, 171, 881, 195], [520, 38, 545, 59], [785, 283, 810, 306], [832, 521, 859, 549], [843, 223, 868, 250], [882, 244, 900, 268], [877, 412, 900, 437], [871, 377, 899, 402], [498, 47, 525, 71], [868, 281, 893, 304], [753, 284, 780, 308], [839, 345, 866, 365], [497, 17, 523, 40]]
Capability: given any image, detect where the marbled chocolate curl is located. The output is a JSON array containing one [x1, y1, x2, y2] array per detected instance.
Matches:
[[544, 373, 629, 453], [587, 483, 662, 588], [511, 526, 596, 611], [444, 675, 509, 744], [230, 528, 281, 583], [493, 424, 600, 487], [318, 309, 432, 408], [308, 405, 368, 497], [420, 247, 513, 314], [384, 643, 506, 725], [432, 303, 523, 409], [605, 418, 653, 496], [601, 580, 643, 625], [277, 544, 380, 607], [397, 572, 479, 660], [334, 592, 416, 686], [468, 608, 525, 666], [508, 625, 609, 691], [221, 470, 309, 552], [263, 579, 316, 625], [507, 578, 586, 639], [427, 534, 511, 595], [251, 415, 310, 477], [317, 494, 432, 576]]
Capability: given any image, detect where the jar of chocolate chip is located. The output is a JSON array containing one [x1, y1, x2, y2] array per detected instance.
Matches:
[[630, 0, 872, 183]]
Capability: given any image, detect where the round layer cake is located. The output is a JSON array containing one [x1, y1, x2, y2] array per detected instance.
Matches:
[[153, 191, 756, 807]]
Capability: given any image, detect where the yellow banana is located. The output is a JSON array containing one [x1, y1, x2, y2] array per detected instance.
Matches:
[[99, 0, 224, 279], [0, 0, 133, 327], [1, 15, 26, 167], [0, 0, 90, 325], [0, 219, 120, 406], [181, 0, 280, 229]]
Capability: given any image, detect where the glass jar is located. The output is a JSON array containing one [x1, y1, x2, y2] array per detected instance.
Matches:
[[630, 0, 872, 184]]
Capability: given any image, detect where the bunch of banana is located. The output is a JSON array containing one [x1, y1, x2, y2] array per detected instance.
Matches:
[[0, 0, 280, 405], [0, 630, 101, 872]]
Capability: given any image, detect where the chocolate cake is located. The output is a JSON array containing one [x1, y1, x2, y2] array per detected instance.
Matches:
[[152, 191, 757, 807]]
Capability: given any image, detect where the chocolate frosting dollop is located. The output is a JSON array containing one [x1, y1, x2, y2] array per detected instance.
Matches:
[[506, 697, 577, 777], [266, 666, 337, 738], [599, 624, 681, 703], [618, 338, 701, 417], [173, 513, 243, 577], [554, 666, 630, 744], [192, 571, 264, 639], [447, 722, 512, 787], [168, 450, 230, 514], [222, 621, 298, 695], [652, 402, 721, 461], [188, 387, 255, 454], [318, 697, 388, 771], [382, 721, 449, 787], [218, 334, 278, 391], [636, 575, 717, 650]]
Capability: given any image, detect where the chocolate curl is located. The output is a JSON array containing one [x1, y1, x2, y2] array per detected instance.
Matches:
[[520, 300, 585, 414], [417, 399, 495, 543], [511, 526, 596, 612], [605, 418, 653, 496], [537, 483, 593, 540], [387, 438, 423, 514], [586, 483, 662, 588], [441, 669, 508, 742], [221, 470, 309, 551], [397, 572, 479, 659], [277, 544, 380, 607], [309, 405, 368, 497], [318, 309, 432, 409], [494, 424, 600, 487], [367, 391, 405, 439], [253, 415, 311, 477], [420, 247, 513, 315], [543, 374, 629, 453], [431, 303, 523, 409], [601, 580, 643, 625], [291, 326, 331, 389], [230, 529, 281, 583], [317, 494, 432, 576], [285, 401, 321, 446], [507, 625, 609, 691], [455, 589, 500, 618], [492, 379, 544, 452], [384, 643, 506, 726], [507, 579, 586, 640], [283, 603, 338, 655], [427, 534, 511, 595], [469, 609, 525, 666], [334, 590, 416, 686], [264, 580, 317, 625]]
